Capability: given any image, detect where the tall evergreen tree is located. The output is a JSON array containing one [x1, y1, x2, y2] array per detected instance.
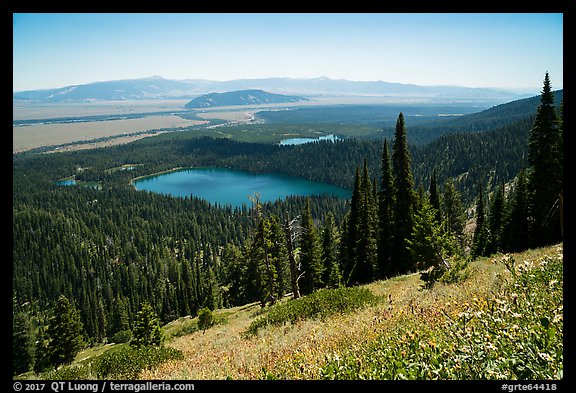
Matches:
[[46, 295, 85, 368], [253, 219, 270, 307], [471, 182, 489, 258], [131, 301, 163, 348], [13, 312, 35, 375], [486, 183, 506, 255], [321, 212, 342, 288], [352, 159, 377, 284], [33, 325, 51, 374], [299, 198, 324, 295], [407, 195, 451, 272], [269, 215, 290, 300], [429, 169, 442, 224], [202, 267, 222, 310], [377, 139, 395, 279], [502, 169, 530, 252], [527, 72, 562, 246], [220, 244, 245, 306], [391, 113, 416, 274], [109, 295, 130, 341], [341, 168, 362, 283], [95, 297, 108, 343], [442, 177, 466, 250]]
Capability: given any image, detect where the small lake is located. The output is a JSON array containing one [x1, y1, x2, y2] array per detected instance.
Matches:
[[56, 179, 76, 186], [279, 134, 341, 146], [133, 167, 351, 208], [55, 178, 101, 189]]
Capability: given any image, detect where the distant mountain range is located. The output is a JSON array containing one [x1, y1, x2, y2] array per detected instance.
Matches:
[[13, 76, 531, 103], [184, 89, 308, 108]]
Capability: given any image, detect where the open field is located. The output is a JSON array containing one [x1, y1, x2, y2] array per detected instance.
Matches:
[[13, 115, 207, 153], [12, 96, 419, 121], [41, 132, 171, 154], [13, 99, 191, 120]]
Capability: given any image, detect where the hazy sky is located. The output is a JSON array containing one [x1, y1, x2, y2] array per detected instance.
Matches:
[[13, 13, 563, 92]]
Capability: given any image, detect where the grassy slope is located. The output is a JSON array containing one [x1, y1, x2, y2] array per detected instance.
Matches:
[[139, 243, 563, 380]]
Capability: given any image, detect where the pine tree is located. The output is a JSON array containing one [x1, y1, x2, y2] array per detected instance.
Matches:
[[391, 113, 416, 274], [486, 183, 506, 255], [471, 182, 489, 258], [95, 297, 107, 343], [321, 212, 341, 288], [33, 326, 51, 374], [407, 196, 451, 272], [202, 267, 222, 310], [299, 197, 324, 295], [220, 244, 245, 306], [527, 72, 562, 246], [502, 169, 530, 252], [341, 168, 362, 282], [269, 215, 289, 300], [46, 295, 85, 368], [429, 169, 442, 224], [377, 139, 395, 279], [131, 301, 163, 348], [442, 178, 466, 250], [251, 217, 278, 307], [13, 312, 35, 375], [352, 159, 377, 284]]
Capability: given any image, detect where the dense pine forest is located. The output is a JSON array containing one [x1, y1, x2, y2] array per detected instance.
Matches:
[[12, 74, 563, 375]]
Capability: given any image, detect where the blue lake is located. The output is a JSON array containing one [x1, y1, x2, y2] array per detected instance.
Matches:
[[133, 167, 351, 208], [279, 134, 341, 146]]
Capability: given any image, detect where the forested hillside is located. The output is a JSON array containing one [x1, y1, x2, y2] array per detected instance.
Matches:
[[12, 74, 563, 377], [256, 90, 562, 146]]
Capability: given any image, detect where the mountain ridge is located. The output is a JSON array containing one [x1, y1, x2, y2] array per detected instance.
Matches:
[[13, 76, 532, 103]]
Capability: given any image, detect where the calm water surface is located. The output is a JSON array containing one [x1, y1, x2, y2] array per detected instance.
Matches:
[[279, 134, 341, 145], [133, 167, 351, 208]]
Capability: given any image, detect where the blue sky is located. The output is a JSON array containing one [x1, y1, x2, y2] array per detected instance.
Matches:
[[13, 13, 563, 92]]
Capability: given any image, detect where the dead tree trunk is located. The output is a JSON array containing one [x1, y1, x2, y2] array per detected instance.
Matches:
[[284, 213, 301, 299]]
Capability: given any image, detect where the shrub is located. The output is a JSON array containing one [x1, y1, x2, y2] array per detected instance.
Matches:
[[245, 286, 379, 336], [110, 330, 132, 344], [439, 258, 472, 285], [197, 308, 215, 333], [41, 364, 91, 380], [92, 346, 183, 379]]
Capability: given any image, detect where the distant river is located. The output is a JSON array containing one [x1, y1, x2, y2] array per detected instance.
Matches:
[[132, 167, 351, 208]]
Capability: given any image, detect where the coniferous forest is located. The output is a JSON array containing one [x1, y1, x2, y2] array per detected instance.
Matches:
[[12, 74, 563, 375]]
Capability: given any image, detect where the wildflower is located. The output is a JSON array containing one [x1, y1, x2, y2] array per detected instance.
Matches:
[[538, 352, 553, 362], [549, 279, 558, 288], [552, 314, 563, 323]]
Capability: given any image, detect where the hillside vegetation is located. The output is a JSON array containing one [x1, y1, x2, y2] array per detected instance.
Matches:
[[184, 89, 307, 108], [30, 243, 560, 380], [148, 244, 563, 380]]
